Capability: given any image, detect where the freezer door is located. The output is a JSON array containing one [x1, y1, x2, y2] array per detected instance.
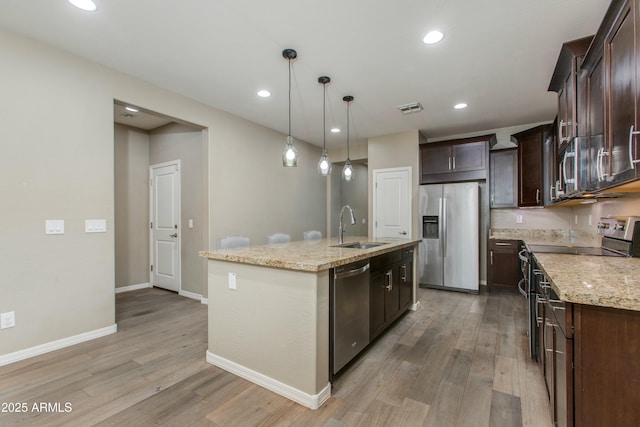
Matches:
[[442, 182, 479, 291], [419, 185, 443, 287]]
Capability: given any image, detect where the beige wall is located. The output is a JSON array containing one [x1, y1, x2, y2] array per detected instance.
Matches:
[[114, 124, 150, 289], [367, 130, 420, 239], [0, 28, 326, 357]]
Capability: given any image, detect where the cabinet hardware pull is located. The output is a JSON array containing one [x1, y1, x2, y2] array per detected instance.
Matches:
[[536, 188, 540, 205], [401, 264, 407, 282], [628, 125, 640, 169], [495, 242, 512, 246], [385, 270, 393, 292], [448, 157, 452, 170], [597, 147, 609, 181], [452, 156, 456, 169], [490, 250, 493, 265]]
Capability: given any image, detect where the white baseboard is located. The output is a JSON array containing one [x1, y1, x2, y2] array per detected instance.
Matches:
[[206, 351, 331, 410], [200, 298, 209, 305], [0, 324, 117, 367], [179, 290, 202, 302], [410, 300, 421, 311], [115, 282, 151, 293]]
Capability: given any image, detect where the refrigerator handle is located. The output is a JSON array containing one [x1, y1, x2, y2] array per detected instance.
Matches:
[[438, 198, 444, 257], [442, 197, 447, 258]]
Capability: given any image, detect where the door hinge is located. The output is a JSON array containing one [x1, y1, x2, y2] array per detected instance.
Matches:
[[150, 222, 153, 229], [151, 265, 153, 272]]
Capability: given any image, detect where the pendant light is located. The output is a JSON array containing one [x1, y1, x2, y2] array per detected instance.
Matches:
[[342, 95, 354, 181], [317, 76, 332, 176], [282, 49, 298, 167]]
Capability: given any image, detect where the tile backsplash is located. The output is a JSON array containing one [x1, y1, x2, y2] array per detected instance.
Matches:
[[491, 193, 640, 241]]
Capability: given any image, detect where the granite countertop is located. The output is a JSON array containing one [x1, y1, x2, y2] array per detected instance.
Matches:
[[532, 252, 640, 311], [199, 236, 419, 272], [490, 228, 640, 311]]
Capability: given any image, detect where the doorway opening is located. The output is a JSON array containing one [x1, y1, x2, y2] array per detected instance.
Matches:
[[113, 100, 209, 308]]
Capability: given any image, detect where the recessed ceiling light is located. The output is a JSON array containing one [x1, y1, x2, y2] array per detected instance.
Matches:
[[454, 103, 468, 109], [423, 30, 444, 45], [257, 90, 271, 98], [125, 106, 139, 113], [68, 0, 97, 11], [331, 128, 340, 133]]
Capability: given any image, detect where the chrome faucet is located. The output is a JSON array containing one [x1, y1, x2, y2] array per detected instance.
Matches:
[[338, 205, 356, 244]]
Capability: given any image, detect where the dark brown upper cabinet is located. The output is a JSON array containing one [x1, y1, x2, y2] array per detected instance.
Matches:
[[548, 36, 593, 153], [513, 125, 552, 207], [581, 0, 640, 189], [419, 134, 495, 184], [489, 148, 518, 208]]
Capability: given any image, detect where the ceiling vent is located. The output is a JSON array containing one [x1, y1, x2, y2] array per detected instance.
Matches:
[[396, 102, 423, 114]]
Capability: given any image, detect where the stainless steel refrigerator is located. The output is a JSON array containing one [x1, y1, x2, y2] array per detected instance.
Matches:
[[419, 182, 479, 293]]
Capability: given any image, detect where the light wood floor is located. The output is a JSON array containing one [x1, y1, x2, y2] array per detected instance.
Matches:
[[0, 287, 552, 427]]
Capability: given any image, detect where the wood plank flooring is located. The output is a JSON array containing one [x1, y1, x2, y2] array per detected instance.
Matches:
[[0, 287, 552, 426]]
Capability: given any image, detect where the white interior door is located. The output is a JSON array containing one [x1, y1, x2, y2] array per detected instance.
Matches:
[[373, 167, 411, 239], [150, 161, 181, 292]]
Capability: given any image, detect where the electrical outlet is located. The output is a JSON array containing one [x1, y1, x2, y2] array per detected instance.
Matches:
[[45, 220, 64, 235], [228, 272, 237, 290], [516, 215, 523, 224], [1, 311, 15, 329]]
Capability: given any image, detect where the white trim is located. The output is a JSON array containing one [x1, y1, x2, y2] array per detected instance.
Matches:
[[178, 290, 202, 301], [206, 351, 331, 410], [0, 324, 117, 367], [480, 280, 487, 286], [115, 282, 151, 293], [410, 300, 421, 311], [200, 298, 209, 305]]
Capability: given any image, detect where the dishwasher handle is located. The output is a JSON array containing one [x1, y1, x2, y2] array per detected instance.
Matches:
[[334, 262, 370, 280]]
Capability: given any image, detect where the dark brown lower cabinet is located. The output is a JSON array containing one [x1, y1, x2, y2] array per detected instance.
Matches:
[[573, 304, 640, 427], [370, 247, 415, 340], [488, 239, 522, 293], [538, 297, 640, 427]]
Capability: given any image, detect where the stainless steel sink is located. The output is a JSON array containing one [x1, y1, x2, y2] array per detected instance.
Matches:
[[333, 242, 387, 249]]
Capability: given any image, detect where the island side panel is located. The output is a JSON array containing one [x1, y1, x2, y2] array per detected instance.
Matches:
[[207, 259, 329, 397]]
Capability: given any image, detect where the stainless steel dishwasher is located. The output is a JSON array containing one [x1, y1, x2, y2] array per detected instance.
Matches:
[[332, 259, 370, 375]]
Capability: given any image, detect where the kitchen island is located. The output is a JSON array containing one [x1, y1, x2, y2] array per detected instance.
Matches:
[[199, 237, 419, 409]]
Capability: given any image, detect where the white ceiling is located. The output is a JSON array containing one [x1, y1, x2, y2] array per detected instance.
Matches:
[[0, 0, 610, 147]]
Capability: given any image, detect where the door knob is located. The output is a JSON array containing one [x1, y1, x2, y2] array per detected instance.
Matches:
[[170, 233, 178, 238]]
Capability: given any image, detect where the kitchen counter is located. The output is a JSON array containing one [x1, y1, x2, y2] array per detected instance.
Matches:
[[199, 236, 419, 272], [532, 253, 640, 311], [200, 236, 419, 410], [490, 231, 640, 311]]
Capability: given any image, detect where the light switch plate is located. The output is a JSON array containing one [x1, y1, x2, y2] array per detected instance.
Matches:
[[85, 219, 107, 233], [45, 220, 64, 235], [228, 272, 237, 290], [516, 215, 523, 224], [1, 311, 15, 329]]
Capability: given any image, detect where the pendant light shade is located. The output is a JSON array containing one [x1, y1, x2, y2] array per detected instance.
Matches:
[[342, 95, 354, 181], [317, 76, 332, 176], [282, 49, 298, 167]]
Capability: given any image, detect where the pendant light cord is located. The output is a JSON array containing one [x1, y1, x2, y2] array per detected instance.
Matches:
[[323, 84, 326, 151], [346, 100, 350, 159], [288, 59, 292, 137]]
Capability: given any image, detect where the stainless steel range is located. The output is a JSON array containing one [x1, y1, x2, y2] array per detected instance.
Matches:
[[524, 216, 640, 360]]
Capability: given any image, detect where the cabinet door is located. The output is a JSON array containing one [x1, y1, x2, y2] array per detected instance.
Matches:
[[587, 57, 608, 190], [516, 128, 545, 206], [399, 256, 413, 310], [421, 144, 452, 176], [606, 2, 638, 184], [488, 240, 521, 293], [490, 149, 518, 208], [370, 271, 386, 339], [452, 141, 486, 172], [384, 267, 401, 323]]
